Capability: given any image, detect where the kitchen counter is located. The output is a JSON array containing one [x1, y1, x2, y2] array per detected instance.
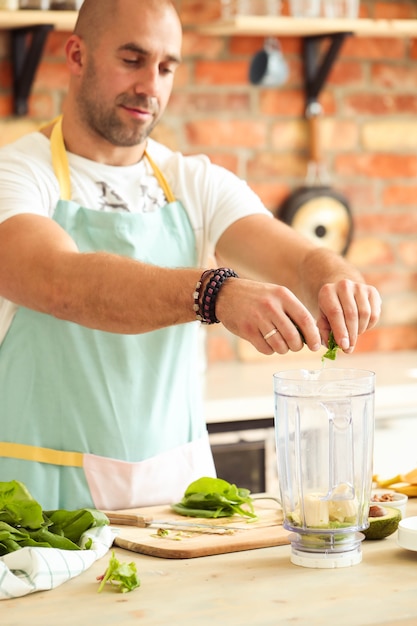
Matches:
[[4, 500, 417, 626], [205, 349, 417, 424]]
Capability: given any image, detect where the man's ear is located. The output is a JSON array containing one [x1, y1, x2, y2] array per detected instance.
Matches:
[[65, 35, 84, 75]]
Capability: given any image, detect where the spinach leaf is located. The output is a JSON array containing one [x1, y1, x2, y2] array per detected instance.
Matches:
[[26, 527, 89, 551], [0, 480, 44, 529], [0, 480, 109, 555], [44, 508, 110, 543], [172, 477, 257, 519]]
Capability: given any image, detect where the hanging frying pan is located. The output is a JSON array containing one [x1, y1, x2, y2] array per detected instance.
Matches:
[[277, 107, 353, 256]]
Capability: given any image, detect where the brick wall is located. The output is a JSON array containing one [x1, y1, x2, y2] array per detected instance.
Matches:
[[1, 0, 417, 362]]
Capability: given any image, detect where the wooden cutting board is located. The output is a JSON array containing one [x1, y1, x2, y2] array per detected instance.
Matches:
[[109, 500, 291, 559]]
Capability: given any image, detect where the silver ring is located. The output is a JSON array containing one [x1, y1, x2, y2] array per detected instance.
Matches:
[[263, 328, 278, 341]]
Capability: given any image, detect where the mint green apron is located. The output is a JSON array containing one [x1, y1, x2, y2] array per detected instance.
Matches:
[[0, 118, 215, 510]]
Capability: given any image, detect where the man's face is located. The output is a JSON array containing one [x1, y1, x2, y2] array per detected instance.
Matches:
[[76, 3, 182, 148]]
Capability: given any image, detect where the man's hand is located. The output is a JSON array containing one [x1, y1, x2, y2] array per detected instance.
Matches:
[[215, 278, 322, 355], [316, 279, 382, 354], [215, 214, 382, 356], [215, 276, 381, 357]]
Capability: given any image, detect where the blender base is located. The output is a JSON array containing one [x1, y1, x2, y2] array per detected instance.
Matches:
[[290, 545, 363, 568], [288, 530, 365, 568]]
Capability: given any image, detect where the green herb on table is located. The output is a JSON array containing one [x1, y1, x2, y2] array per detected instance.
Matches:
[[322, 330, 339, 362], [97, 551, 140, 593], [171, 477, 257, 520], [151, 527, 171, 539]]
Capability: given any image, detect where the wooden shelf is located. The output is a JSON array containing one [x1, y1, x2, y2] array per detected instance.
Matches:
[[1, 11, 417, 37], [1, 10, 417, 116], [197, 15, 417, 38], [0, 9, 78, 31]]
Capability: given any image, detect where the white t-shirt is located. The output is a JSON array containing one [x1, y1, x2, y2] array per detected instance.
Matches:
[[0, 133, 271, 342]]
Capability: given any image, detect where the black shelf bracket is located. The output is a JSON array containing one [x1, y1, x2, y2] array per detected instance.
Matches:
[[11, 24, 54, 116], [303, 32, 350, 116]]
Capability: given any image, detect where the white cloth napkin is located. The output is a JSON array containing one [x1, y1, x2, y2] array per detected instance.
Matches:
[[0, 525, 116, 600]]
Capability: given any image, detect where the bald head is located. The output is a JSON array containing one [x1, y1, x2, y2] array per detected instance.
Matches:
[[74, 0, 180, 47]]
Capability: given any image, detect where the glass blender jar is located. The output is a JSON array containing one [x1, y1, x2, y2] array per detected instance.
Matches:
[[274, 368, 375, 568]]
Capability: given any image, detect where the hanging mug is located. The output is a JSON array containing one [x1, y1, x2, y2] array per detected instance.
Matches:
[[249, 38, 289, 87]]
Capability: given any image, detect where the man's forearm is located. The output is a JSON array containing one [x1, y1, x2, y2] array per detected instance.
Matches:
[[44, 253, 202, 334], [0, 214, 201, 334]]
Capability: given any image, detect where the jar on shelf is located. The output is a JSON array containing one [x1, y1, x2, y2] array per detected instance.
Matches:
[[323, 0, 359, 18], [0, 0, 20, 8], [19, 0, 50, 8], [237, 0, 281, 14], [49, 0, 84, 8], [289, 0, 360, 18], [221, 0, 281, 17], [289, 0, 320, 17]]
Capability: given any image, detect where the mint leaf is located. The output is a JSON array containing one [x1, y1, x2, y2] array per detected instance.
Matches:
[[97, 551, 140, 593], [322, 330, 339, 361]]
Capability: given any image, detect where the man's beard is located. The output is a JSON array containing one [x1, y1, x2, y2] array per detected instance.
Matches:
[[77, 75, 159, 147]]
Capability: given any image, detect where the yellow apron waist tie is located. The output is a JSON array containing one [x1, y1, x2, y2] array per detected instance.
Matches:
[[0, 442, 83, 467]]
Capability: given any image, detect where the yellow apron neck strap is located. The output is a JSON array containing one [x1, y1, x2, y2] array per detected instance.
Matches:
[[50, 115, 72, 201], [144, 149, 176, 203], [50, 115, 176, 204]]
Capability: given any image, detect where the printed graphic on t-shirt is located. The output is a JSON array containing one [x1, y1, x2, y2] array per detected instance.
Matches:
[[96, 180, 167, 213], [138, 184, 167, 212], [97, 182, 129, 212]]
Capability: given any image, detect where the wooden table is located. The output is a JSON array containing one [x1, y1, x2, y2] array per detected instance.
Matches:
[[3, 500, 417, 626]]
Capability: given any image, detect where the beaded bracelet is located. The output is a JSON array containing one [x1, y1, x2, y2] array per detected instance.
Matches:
[[200, 267, 239, 324], [193, 269, 215, 322]]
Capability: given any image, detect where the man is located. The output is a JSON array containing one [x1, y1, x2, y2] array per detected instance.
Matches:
[[0, 0, 380, 510]]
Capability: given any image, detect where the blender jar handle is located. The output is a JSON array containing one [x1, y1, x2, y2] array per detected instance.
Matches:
[[321, 400, 355, 500]]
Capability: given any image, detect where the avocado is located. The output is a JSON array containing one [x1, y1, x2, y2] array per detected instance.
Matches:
[[363, 506, 401, 540]]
